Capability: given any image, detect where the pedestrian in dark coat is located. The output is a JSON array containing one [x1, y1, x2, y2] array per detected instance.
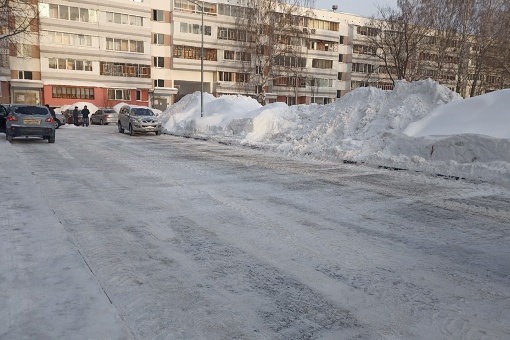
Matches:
[[81, 105, 90, 127], [45, 104, 56, 119], [73, 106, 79, 125]]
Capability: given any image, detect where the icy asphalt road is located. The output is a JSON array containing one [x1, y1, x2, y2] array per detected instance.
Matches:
[[2, 124, 509, 340]]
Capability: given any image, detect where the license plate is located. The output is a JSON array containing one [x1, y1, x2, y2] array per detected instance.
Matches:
[[23, 119, 41, 125]]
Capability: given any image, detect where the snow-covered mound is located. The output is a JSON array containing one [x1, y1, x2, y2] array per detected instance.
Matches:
[[160, 79, 510, 186]]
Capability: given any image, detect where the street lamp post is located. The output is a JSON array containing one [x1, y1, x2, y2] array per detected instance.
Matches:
[[189, 0, 204, 117]]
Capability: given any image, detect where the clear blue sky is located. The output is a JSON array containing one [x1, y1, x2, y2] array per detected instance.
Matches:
[[313, 0, 399, 17]]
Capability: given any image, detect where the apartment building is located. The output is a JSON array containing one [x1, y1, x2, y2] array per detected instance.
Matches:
[[0, 0, 154, 108], [5, 0, 499, 110], [38, 0, 153, 109], [166, 1, 370, 106]]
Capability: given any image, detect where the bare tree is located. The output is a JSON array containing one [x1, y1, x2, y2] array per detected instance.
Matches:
[[0, 0, 39, 44], [233, 0, 314, 105], [467, 0, 509, 96], [492, 4, 510, 86], [367, 0, 433, 84]]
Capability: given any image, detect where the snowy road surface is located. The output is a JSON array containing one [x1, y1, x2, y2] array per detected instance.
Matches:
[[2, 125, 509, 340]]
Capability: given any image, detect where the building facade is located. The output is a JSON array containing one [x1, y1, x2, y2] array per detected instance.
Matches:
[[1, 0, 506, 110], [1, 0, 369, 109]]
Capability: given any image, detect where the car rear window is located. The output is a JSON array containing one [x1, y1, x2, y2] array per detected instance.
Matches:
[[14, 106, 49, 115]]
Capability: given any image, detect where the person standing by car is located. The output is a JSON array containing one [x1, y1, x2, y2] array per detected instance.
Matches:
[[73, 106, 79, 126], [45, 104, 56, 119], [81, 105, 90, 127]]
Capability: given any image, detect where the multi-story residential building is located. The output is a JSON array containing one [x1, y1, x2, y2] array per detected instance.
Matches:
[[1, 0, 366, 108], [37, 0, 153, 109], [1, 0, 506, 109]]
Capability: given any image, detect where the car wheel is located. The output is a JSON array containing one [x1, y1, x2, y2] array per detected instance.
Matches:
[[155, 131, 160, 136], [48, 135, 55, 143], [129, 124, 135, 136], [54, 119, 60, 129], [118, 122, 124, 133], [7, 134, 13, 142], [100, 119, 104, 125]]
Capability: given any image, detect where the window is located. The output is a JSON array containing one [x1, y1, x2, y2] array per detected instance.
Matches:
[[107, 11, 143, 26], [100, 62, 151, 78], [121, 39, 128, 51], [59, 5, 69, 20], [352, 63, 375, 73], [18, 71, 33, 80], [0, 52, 9, 68], [312, 59, 333, 69], [337, 90, 341, 98], [224, 50, 234, 60], [46, 31, 92, 46], [173, 45, 217, 61], [52, 86, 94, 99], [357, 26, 378, 37], [106, 38, 144, 53], [154, 57, 164, 68], [217, 27, 247, 41], [108, 89, 131, 100], [154, 79, 164, 87], [153, 9, 164, 22], [48, 58, 93, 71], [274, 56, 306, 68], [39, 4, 96, 22], [339, 36, 345, 44], [133, 41, 144, 53], [180, 23, 212, 36], [353, 44, 377, 55], [69, 7, 80, 21], [136, 90, 141, 100], [338, 54, 343, 62], [218, 71, 233, 81], [337, 72, 342, 80], [48, 4, 58, 18], [17, 44, 32, 58], [154, 33, 164, 45], [235, 73, 249, 83]]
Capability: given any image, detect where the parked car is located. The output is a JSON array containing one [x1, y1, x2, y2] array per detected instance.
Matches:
[[5, 104, 56, 143], [54, 112, 66, 128], [117, 105, 161, 136], [64, 108, 83, 125], [91, 108, 117, 125]]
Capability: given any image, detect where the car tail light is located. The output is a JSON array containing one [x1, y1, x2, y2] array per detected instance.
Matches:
[[105, 114, 109, 118], [45, 117, 54, 123], [8, 116, 18, 121]]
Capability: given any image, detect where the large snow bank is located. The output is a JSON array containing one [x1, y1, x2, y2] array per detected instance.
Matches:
[[161, 79, 510, 186]]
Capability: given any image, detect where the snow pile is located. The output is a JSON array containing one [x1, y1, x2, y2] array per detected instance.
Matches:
[[161, 93, 262, 136], [161, 79, 510, 186], [70, 101, 98, 113]]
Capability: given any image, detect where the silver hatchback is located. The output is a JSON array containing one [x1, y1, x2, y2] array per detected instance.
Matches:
[[5, 104, 56, 143], [91, 108, 118, 125]]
